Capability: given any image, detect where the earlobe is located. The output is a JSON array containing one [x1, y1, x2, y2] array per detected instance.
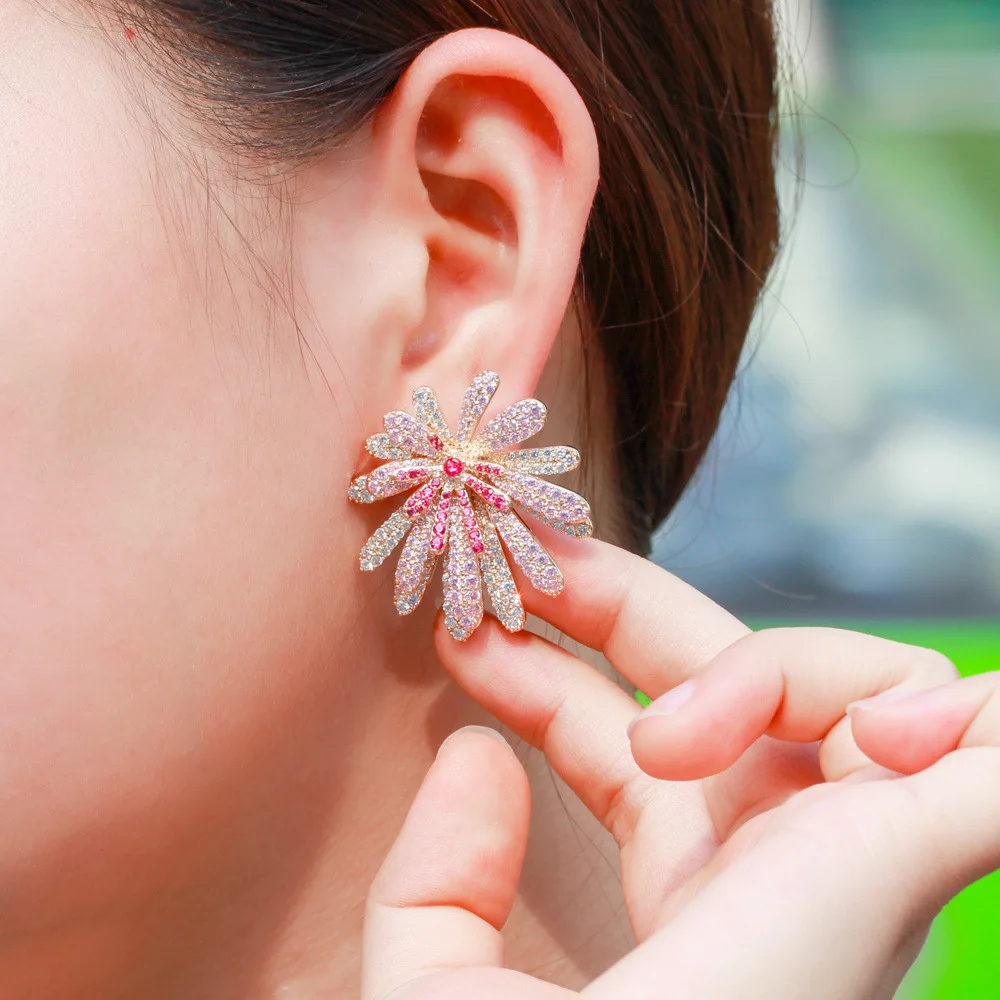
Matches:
[[370, 28, 600, 413]]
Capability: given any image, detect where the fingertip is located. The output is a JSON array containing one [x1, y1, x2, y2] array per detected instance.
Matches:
[[363, 721, 532, 994], [433, 724, 530, 832], [849, 711, 947, 776], [626, 673, 772, 781], [373, 719, 531, 928], [437, 724, 513, 759], [628, 714, 743, 781], [848, 687, 971, 775], [845, 688, 920, 718]]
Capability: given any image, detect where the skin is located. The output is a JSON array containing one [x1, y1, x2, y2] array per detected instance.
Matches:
[[3, 2, 998, 998], [0, 5, 626, 997]]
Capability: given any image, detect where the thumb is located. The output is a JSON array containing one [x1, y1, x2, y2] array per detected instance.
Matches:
[[362, 725, 533, 1000]]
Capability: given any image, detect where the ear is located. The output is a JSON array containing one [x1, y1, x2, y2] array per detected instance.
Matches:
[[369, 27, 600, 414]]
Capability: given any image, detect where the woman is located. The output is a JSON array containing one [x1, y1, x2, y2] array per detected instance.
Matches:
[[2, 1, 997, 996]]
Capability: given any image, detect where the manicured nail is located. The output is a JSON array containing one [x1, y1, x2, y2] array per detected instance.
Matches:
[[846, 688, 920, 717], [627, 679, 696, 736], [437, 725, 511, 756]]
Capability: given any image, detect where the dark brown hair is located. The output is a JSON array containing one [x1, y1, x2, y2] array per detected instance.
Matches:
[[106, 0, 781, 553]]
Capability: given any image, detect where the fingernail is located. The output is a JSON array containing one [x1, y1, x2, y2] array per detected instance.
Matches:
[[437, 725, 511, 756], [627, 678, 696, 735], [846, 688, 920, 717]]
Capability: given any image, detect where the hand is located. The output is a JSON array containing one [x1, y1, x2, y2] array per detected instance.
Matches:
[[362, 536, 1000, 999]]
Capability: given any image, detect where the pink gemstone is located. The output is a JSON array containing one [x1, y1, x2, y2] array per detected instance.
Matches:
[[406, 469, 424, 479], [433, 522, 446, 536], [429, 435, 443, 451], [471, 540, 485, 554], [480, 486, 493, 498], [493, 497, 505, 509], [430, 537, 444, 552], [443, 457, 464, 477], [430, 477, 441, 487]]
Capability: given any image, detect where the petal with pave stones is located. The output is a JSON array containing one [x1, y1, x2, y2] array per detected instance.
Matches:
[[478, 398, 547, 451], [360, 506, 414, 572], [495, 470, 591, 530], [384, 411, 437, 456], [348, 474, 376, 504], [489, 507, 564, 596], [366, 459, 437, 500], [476, 514, 525, 632], [366, 433, 411, 461], [501, 446, 580, 476], [412, 386, 451, 440], [394, 511, 441, 614], [455, 370, 500, 442], [442, 497, 484, 640]]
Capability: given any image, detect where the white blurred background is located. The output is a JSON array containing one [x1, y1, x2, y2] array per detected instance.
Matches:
[[654, 0, 1000, 622]]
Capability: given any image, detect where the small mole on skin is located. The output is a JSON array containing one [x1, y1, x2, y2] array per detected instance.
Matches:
[[124, 26, 136, 40]]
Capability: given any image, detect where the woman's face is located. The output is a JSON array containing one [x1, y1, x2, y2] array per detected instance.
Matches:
[[0, 0, 603, 956], [0, 0, 385, 930]]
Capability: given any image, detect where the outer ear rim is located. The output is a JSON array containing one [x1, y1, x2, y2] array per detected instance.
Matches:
[[373, 27, 600, 236], [368, 27, 601, 408]]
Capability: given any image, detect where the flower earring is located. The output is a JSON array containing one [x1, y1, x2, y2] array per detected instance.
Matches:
[[348, 371, 593, 641]]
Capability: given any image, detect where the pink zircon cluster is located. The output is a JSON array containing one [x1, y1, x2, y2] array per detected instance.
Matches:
[[348, 371, 593, 641]]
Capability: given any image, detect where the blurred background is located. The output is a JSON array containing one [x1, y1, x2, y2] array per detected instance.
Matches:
[[652, 1, 1000, 996]]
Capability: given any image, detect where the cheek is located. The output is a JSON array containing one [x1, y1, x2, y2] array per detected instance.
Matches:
[[0, 5, 367, 925]]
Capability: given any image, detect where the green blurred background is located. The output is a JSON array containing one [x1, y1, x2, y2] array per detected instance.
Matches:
[[652, 1, 1000, 996]]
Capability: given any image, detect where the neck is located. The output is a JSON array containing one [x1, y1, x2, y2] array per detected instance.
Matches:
[[0, 610, 631, 999]]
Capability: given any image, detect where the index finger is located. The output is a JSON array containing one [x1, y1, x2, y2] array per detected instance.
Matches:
[[519, 531, 750, 695], [511, 534, 956, 785]]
